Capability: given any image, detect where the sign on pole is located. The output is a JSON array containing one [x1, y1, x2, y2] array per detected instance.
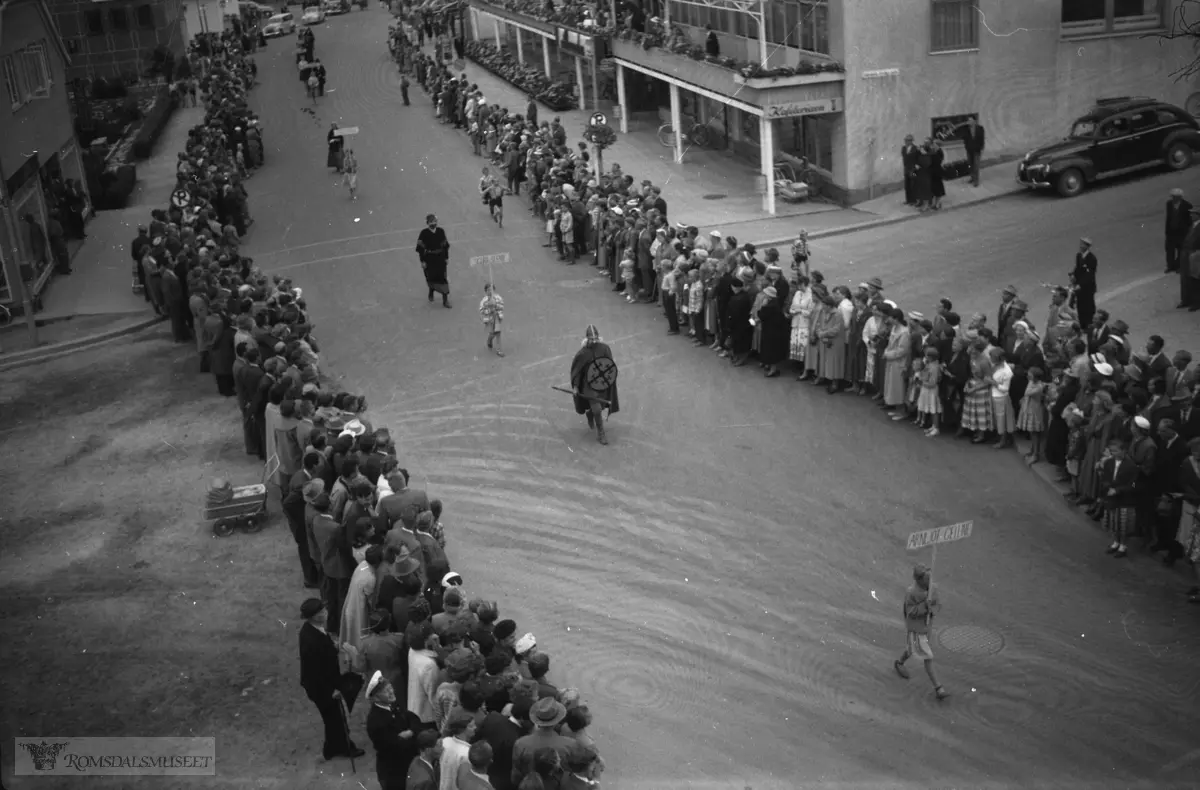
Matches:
[[906, 520, 973, 551], [332, 126, 360, 137], [468, 253, 510, 267], [469, 252, 509, 289], [589, 112, 607, 126]]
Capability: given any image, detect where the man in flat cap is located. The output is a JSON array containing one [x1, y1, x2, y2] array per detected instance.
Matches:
[[298, 598, 365, 761]]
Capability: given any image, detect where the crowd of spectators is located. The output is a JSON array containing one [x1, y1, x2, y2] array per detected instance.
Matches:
[[389, 28, 1200, 608]]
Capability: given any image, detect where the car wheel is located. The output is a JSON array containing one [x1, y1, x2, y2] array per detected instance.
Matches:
[[1055, 168, 1084, 198], [1166, 142, 1192, 171]]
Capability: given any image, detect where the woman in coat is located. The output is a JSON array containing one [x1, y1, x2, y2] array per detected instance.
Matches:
[[928, 140, 946, 210], [788, 274, 814, 378], [881, 308, 911, 411], [758, 287, 790, 378], [210, 312, 238, 397], [960, 339, 995, 441], [914, 140, 934, 210], [326, 124, 344, 172], [1078, 390, 1117, 512], [801, 285, 829, 381], [1008, 323, 1046, 412], [846, 291, 871, 391], [819, 287, 851, 392]]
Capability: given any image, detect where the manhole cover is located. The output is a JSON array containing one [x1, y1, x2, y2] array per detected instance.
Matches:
[[702, 193, 727, 200], [937, 625, 1005, 656]]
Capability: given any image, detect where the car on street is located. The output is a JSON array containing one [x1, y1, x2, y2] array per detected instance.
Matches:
[[301, 5, 325, 24], [262, 12, 295, 36], [322, 0, 349, 14], [1017, 97, 1200, 197]]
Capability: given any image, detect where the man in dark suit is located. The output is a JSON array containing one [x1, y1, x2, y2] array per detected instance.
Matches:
[[310, 493, 355, 636], [472, 699, 529, 790], [901, 135, 920, 204], [1152, 418, 1189, 562], [1071, 237, 1099, 328], [1085, 309, 1110, 355], [298, 598, 365, 761], [405, 730, 440, 790], [1165, 188, 1194, 273], [960, 116, 985, 186], [365, 672, 421, 790], [996, 285, 1018, 340]]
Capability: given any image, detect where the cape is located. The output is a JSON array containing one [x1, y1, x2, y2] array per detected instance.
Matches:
[[570, 342, 619, 415]]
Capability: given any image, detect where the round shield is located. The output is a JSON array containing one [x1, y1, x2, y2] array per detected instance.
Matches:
[[585, 356, 618, 391], [171, 188, 190, 208]]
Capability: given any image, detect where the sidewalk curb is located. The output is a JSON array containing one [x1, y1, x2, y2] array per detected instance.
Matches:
[[750, 186, 1024, 248], [0, 316, 164, 373]]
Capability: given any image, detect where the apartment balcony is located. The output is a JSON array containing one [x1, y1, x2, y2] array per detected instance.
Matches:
[[610, 36, 844, 109], [468, 0, 604, 38]]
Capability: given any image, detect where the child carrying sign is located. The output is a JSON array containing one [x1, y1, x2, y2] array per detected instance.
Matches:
[[479, 283, 504, 357]]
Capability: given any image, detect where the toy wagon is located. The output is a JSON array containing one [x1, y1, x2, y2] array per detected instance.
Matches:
[[204, 458, 278, 537]]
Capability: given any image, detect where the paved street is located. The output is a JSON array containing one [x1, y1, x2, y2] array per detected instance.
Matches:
[[241, 11, 1200, 788]]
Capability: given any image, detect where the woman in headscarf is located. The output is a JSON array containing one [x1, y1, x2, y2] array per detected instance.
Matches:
[[341, 545, 385, 651], [787, 274, 813, 379], [758, 286, 789, 378]]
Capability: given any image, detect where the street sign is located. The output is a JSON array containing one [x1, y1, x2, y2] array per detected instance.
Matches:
[[589, 112, 607, 126], [332, 126, 360, 137], [906, 520, 973, 551], [170, 188, 191, 208], [469, 253, 510, 268]]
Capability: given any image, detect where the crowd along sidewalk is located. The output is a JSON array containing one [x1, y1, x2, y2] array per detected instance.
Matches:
[[0, 105, 207, 363]]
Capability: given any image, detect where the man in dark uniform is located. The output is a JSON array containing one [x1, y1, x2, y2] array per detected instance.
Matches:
[[1070, 237, 1098, 329], [1165, 188, 1193, 274], [416, 214, 451, 308], [901, 135, 919, 205], [298, 598, 365, 761], [570, 325, 619, 445], [365, 671, 422, 790]]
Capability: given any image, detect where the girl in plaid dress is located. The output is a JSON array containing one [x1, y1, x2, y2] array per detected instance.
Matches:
[[917, 347, 943, 436], [1018, 367, 1047, 464]]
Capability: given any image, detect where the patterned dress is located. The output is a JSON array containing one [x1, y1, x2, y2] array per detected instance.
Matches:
[[1016, 380, 1046, 432], [960, 356, 994, 431], [789, 287, 814, 361]]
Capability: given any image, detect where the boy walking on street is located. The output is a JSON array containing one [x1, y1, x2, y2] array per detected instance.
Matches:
[[894, 563, 950, 700], [479, 283, 504, 357]]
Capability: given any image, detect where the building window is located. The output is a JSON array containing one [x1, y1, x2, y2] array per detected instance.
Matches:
[[136, 4, 155, 29], [4, 42, 51, 109], [930, 0, 978, 51], [1062, 0, 1163, 35], [84, 9, 104, 35], [778, 115, 834, 171], [109, 7, 129, 32], [767, 1, 828, 54]]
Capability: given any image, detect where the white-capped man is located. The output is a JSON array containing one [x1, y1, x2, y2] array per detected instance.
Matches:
[[365, 670, 423, 790]]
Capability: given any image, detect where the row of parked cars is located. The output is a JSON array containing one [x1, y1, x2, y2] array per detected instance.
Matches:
[[262, 0, 365, 37]]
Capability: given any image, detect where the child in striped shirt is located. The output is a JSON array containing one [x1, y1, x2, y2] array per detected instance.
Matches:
[[686, 268, 706, 346], [479, 283, 504, 357]]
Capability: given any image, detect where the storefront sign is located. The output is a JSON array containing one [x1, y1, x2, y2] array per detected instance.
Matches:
[[764, 98, 842, 119], [931, 112, 978, 145]]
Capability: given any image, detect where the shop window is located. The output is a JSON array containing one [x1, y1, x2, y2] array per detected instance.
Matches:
[[778, 115, 834, 172], [930, 0, 978, 52], [136, 5, 155, 29], [109, 7, 129, 32], [1061, 0, 1163, 36], [84, 9, 104, 36]]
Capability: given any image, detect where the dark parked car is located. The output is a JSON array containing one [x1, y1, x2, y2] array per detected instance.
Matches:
[[1017, 98, 1200, 197]]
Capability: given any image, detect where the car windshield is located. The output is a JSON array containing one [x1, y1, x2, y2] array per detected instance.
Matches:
[[1069, 120, 1097, 139]]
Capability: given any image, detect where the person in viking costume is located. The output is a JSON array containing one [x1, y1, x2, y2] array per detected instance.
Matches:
[[570, 324, 620, 445]]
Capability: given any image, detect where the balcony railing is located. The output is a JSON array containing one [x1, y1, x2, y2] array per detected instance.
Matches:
[[468, 0, 614, 38]]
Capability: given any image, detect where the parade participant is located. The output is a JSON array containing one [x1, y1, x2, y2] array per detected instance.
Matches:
[[342, 149, 359, 200], [892, 564, 949, 700], [569, 325, 620, 445], [479, 283, 505, 357], [365, 671, 423, 790], [327, 124, 345, 173], [416, 214, 452, 308]]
